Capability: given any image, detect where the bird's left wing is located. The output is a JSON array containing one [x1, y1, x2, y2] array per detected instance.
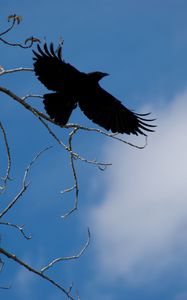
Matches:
[[78, 86, 155, 135], [33, 43, 82, 92]]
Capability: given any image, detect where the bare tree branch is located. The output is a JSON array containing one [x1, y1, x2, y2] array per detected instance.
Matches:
[[0, 67, 33, 76], [61, 128, 80, 218], [0, 15, 17, 36], [0, 14, 40, 49], [22, 94, 43, 101], [41, 228, 90, 273], [0, 86, 53, 121], [0, 222, 31, 240], [60, 185, 76, 196], [0, 248, 75, 299], [0, 121, 11, 192], [0, 36, 39, 49], [0, 147, 51, 219], [0, 182, 30, 219]]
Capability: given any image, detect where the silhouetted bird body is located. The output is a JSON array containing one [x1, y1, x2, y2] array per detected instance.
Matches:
[[33, 43, 155, 135]]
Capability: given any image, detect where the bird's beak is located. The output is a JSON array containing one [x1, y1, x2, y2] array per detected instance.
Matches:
[[102, 72, 109, 78]]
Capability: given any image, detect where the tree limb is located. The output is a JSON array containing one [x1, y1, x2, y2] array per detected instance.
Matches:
[[0, 247, 75, 299], [0, 147, 51, 219]]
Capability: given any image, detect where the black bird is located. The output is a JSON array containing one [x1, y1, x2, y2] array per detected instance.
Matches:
[[33, 43, 155, 135]]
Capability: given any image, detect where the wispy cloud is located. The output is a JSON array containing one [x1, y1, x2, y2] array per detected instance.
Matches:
[[89, 88, 187, 285], [13, 250, 47, 300], [15, 267, 35, 299]]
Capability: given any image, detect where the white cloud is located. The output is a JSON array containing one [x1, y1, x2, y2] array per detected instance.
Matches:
[[89, 88, 187, 285], [13, 250, 46, 299]]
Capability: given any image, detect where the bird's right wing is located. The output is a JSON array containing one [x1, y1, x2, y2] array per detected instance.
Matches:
[[33, 43, 81, 92], [78, 86, 155, 135]]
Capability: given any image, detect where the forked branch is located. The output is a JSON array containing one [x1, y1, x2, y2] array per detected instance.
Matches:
[[0, 14, 40, 48], [0, 147, 51, 219], [0, 248, 75, 299]]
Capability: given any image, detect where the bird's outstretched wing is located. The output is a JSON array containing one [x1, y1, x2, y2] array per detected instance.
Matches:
[[78, 87, 155, 135], [33, 43, 81, 92]]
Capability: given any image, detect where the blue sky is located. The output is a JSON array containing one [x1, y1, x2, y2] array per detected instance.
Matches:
[[1, 1, 187, 300]]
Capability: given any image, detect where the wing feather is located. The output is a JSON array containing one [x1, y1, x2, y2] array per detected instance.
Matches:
[[43, 93, 77, 125], [33, 43, 82, 92], [79, 87, 156, 135]]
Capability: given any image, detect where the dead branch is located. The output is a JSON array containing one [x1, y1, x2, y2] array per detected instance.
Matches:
[[0, 121, 11, 192], [22, 94, 43, 101], [0, 247, 75, 299], [0, 147, 51, 219], [66, 125, 148, 150], [61, 128, 80, 218], [0, 221, 31, 240], [41, 228, 90, 273], [0, 67, 33, 76], [0, 86, 53, 121]]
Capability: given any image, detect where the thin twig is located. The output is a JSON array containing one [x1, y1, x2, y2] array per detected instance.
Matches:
[[41, 228, 90, 273], [0, 86, 51, 121], [0, 68, 33, 76], [28, 112, 112, 170], [0, 146, 51, 219], [0, 248, 75, 299], [0, 15, 39, 48], [0, 179, 30, 219], [0, 36, 39, 49], [0, 17, 16, 37], [22, 94, 43, 101], [61, 128, 79, 218], [61, 185, 76, 195], [0, 121, 11, 192], [0, 222, 31, 240], [65, 124, 148, 150]]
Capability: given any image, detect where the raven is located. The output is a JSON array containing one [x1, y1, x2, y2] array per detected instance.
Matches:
[[33, 43, 155, 135]]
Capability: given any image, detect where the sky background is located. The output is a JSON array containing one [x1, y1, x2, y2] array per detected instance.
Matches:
[[1, 1, 187, 300]]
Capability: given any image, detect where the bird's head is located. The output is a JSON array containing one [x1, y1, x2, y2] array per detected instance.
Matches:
[[87, 71, 109, 82]]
